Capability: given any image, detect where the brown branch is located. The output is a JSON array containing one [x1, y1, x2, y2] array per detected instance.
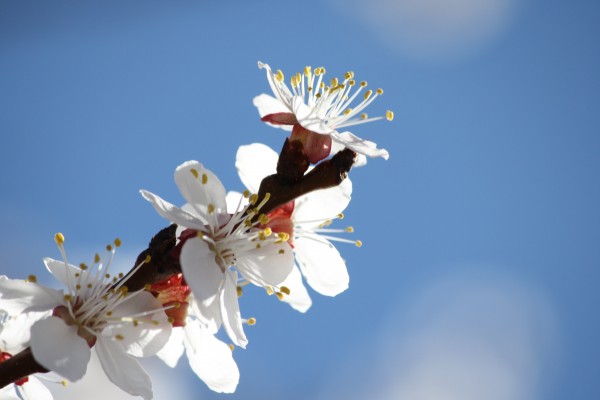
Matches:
[[0, 347, 47, 389]]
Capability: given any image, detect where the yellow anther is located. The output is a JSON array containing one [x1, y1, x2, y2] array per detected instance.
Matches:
[[80, 263, 88, 271], [174, 302, 181, 309], [304, 66, 311, 76], [330, 77, 339, 87], [320, 67, 326, 75], [290, 73, 300, 88], [338, 213, 345, 219], [364, 89, 373, 100], [61, 380, 68, 387], [112, 277, 118, 283], [208, 204, 215, 214], [75, 284, 81, 290], [54, 233, 65, 246], [360, 81, 367, 87], [246, 219, 254, 228], [280, 286, 291, 295], [197, 231, 205, 239], [106, 244, 112, 252], [114, 238, 122, 248], [94, 254, 101, 263], [105, 273, 110, 279], [229, 344, 235, 351], [202, 173, 208, 185], [115, 334, 125, 341], [265, 286, 275, 295], [118, 272, 124, 278], [263, 227, 273, 237], [106, 311, 113, 317], [168, 317, 175, 324], [349, 79, 356, 86], [276, 292, 284, 301], [243, 190, 250, 198], [151, 320, 161, 326], [345, 226, 354, 233], [259, 214, 270, 225], [316, 93, 322, 99], [75, 273, 80, 278], [247, 317, 256, 325], [278, 249, 285, 255], [133, 320, 139, 327], [277, 232, 289, 242], [144, 254, 152, 263], [255, 243, 262, 249], [344, 71, 354, 80], [190, 168, 199, 178], [249, 193, 259, 205], [386, 110, 394, 121], [360, 113, 368, 119], [376, 88, 384, 95], [64, 294, 72, 302], [26, 274, 37, 283], [275, 69, 284, 82], [355, 240, 363, 247], [343, 108, 353, 115], [237, 286, 243, 297]]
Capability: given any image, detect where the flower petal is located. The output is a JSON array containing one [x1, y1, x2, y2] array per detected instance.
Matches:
[[236, 242, 294, 289], [44, 258, 88, 289], [180, 238, 223, 304], [331, 131, 389, 160], [253, 93, 291, 117], [156, 326, 185, 368], [236, 143, 279, 193], [293, 181, 352, 228], [30, 316, 91, 382], [140, 190, 207, 230], [225, 191, 249, 215], [95, 336, 152, 400], [220, 270, 247, 348], [174, 161, 228, 218], [279, 265, 312, 313], [0, 310, 51, 354], [0, 277, 62, 314], [183, 319, 240, 393], [294, 235, 350, 296], [105, 291, 172, 357]]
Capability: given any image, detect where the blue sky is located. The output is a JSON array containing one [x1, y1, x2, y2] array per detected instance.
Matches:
[[1, 0, 599, 399]]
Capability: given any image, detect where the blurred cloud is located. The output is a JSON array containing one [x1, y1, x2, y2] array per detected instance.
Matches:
[[329, 0, 519, 62], [317, 271, 559, 400]]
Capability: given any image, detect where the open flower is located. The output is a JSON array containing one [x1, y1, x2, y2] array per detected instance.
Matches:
[[254, 61, 391, 163], [141, 160, 294, 348], [235, 143, 359, 307], [0, 236, 173, 400]]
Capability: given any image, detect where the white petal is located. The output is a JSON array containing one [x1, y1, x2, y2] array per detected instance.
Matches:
[[331, 131, 389, 160], [174, 161, 228, 217], [294, 235, 350, 297], [0, 385, 20, 400], [95, 337, 153, 400], [16, 376, 53, 400], [30, 316, 91, 381], [293, 181, 352, 229], [220, 270, 247, 348], [183, 319, 240, 393], [0, 278, 61, 314], [43, 258, 88, 289], [106, 291, 172, 357], [225, 191, 249, 215], [252, 93, 293, 121], [180, 238, 223, 304], [140, 189, 208, 230], [293, 96, 334, 134], [236, 242, 294, 289], [189, 295, 222, 335], [0, 310, 51, 354], [156, 327, 185, 368], [235, 143, 279, 193], [279, 265, 312, 313]]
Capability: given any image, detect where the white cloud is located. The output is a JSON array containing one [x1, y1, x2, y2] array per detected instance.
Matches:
[[330, 0, 519, 62], [317, 271, 559, 400]]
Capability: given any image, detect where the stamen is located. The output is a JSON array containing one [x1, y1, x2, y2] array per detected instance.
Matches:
[[190, 168, 199, 178], [54, 232, 65, 247], [26, 275, 37, 283], [114, 238, 122, 248], [386, 110, 394, 121], [355, 240, 363, 247]]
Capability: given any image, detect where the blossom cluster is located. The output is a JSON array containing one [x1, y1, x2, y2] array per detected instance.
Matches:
[[0, 62, 392, 399]]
